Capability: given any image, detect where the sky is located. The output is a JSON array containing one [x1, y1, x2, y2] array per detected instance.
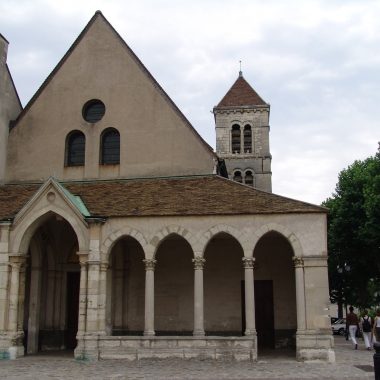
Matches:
[[1, 0, 379, 204]]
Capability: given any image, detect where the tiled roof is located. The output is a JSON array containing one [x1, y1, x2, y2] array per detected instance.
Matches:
[[0, 184, 40, 221], [0, 176, 325, 221], [215, 75, 267, 108]]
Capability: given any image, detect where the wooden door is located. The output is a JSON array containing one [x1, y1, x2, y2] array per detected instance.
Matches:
[[254, 280, 275, 349]]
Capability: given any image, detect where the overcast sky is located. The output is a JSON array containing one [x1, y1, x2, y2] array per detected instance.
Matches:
[[1, 0, 379, 204]]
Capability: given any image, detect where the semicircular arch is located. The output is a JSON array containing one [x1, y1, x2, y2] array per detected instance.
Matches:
[[200, 224, 250, 257], [251, 223, 303, 257], [150, 225, 196, 258], [102, 226, 149, 261]]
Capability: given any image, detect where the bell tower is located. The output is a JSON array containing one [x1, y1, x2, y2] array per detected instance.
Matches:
[[0, 33, 22, 183], [213, 71, 272, 192]]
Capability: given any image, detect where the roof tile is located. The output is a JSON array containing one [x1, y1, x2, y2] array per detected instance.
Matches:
[[0, 176, 325, 221], [215, 75, 267, 108]]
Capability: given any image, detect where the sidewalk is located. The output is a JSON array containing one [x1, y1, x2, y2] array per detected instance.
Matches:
[[0, 336, 375, 379]]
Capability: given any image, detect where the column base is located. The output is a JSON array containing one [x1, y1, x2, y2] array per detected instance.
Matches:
[[143, 330, 155, 336], [244, 329, 256, 337], [74, 333, 100, 361], [296, 330, 335, 362], [193, 329, 205, 336], [0, 332, 25, 359]]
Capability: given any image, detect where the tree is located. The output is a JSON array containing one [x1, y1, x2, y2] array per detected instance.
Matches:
[[322, 145, 380, 315]]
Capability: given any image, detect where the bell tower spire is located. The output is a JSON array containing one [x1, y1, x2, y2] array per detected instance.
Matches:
[[213, 72, 272, 192]]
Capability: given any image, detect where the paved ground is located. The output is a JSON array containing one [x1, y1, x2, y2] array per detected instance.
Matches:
[[0, 336, 376, 379]]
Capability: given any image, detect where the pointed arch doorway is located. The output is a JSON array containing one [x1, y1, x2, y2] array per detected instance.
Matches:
[[23, 213, 81, 354]]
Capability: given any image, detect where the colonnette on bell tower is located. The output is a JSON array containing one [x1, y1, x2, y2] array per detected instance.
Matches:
[[214, 71, 272, 192]]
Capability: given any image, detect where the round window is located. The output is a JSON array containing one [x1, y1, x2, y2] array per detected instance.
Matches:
[[82, 99, 105, 123]]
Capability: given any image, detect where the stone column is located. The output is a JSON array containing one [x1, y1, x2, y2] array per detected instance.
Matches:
[[242, 257, 256, 336], [86, 260, 101, 333], [16, 259, 27, 336], [240, 126, 243, 153], [0, 262, 9, 331], [45, 268, 56, 329], [77, 252, 88, 336], [0, 222, 11, 332], [97, 261, 108, 334], [27, 263, 42, 354], [8, 255, 26, 334], [143, 258, 156, 336], [53, 267, 63, 329], [192, 256, 205, 336], [293, 256, 306, 331], [105, 263, 113, 335]]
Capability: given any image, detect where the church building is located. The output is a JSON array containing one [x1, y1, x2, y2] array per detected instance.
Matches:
[[0, 11, 333, 361]]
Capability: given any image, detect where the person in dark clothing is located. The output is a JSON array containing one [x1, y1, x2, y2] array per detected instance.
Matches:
[[360, 309, 372, 350], [346, 306, 359, 349]]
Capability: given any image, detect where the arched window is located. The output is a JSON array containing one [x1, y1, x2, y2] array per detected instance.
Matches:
[[245, 170, 254, 186], [101, 128, 120, 164], [65, 131, 85, 166], [233, 170, 243, 183], [231, 125, 241, 153], [244, 125, 252, 153]]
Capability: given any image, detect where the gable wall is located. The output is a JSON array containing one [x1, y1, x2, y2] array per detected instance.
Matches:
[[5, 16, 214, 183]]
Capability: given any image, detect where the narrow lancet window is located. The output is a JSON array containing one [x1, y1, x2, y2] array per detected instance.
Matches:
[[244, 125, 252, 153], [231, 125, 241, 153]]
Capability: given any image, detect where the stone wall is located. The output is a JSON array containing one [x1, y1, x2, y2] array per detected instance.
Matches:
[[214, 107, 272, 192]]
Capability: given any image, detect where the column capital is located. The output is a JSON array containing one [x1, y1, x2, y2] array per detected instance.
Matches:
[[143, 258, 156, 271], [242, 257, 256, 269], [77, 251, 89, 266], [100, 261, 109, 271], [9, 254, 27, 269], [293, 256, 304, 268], [192, 256, 205, 270], [87, 260, 101, 266]]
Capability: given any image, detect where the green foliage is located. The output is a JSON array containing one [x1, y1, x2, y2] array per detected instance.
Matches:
[[322, 145, 380, 309]]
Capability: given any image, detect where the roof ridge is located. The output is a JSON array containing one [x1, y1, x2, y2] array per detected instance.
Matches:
[[1, 173, 215, 187]]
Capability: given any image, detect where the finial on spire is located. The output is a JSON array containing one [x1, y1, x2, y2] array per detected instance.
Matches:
[[239, 60, 243, 77]]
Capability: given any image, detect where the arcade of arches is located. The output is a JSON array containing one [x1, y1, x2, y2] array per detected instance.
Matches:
[[0, 209, 334, 362]]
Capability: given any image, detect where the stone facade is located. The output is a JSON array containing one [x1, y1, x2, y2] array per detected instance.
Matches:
[[0, 11, 334, 362]]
